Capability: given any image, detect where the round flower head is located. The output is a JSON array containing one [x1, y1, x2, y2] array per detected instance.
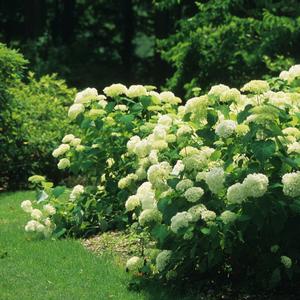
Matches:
[[158, 115, 172, 127], [114, 104, 128, 111], [52, 144, 70, 158], [25, 220, 38, 232], [43, 204, 56, 215], [57, 158, 70, 170], [31, 209, 43, 220], [62, 134, 75, 143], [208, 84, 230, 100], [126, 85, 147, 98], [127, 135, 141, 154], [35, 222, 46, 233], [135, 139, 151, 158], [205, 167, 225, 194], [138, 209, 162, 227], [184, 187, 204, 203], [215, 120, 237, 138], [70, 138, 81, 147], [125, 195, 141, 211], [126, 256, 144, 272], [220, 210, 237, 224], [227, 183, 246, 204], [68, 103, 85, 119], [175, 179, 193, 193], [156, 250, 172, 272], [70, 185, 84, 201], [282, 172, 300, 197], [201, 210, 216, 222], [241, 80, 270, 94], [28, 175, 46, 184], [188, 204, 208, 222], [160, 91, 181, 104], [170, 211, 193, 233], [103, 83, 127, 97], [74, 87, 98, 104], [220, 88, 241, 103], [21, 200, 32, 213], [137, 182, 156, 210], [243, 173, 268, 198]]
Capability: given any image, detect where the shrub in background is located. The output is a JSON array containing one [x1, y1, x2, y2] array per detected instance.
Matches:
[[0, 43, 76, 189]]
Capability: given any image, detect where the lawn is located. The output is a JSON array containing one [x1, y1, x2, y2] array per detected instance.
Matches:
[[0, 191, 149, 300]]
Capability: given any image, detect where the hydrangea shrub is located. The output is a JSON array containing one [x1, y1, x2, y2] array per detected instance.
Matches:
[[122, 66, 300, 288], [22, 65, 300, 288]]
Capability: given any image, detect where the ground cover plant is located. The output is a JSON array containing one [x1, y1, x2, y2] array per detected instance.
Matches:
[[21, 66, 300, 293]]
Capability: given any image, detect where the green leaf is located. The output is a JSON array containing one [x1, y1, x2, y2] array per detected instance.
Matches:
[[52, 186, 66, 198], [140, 96, 152, 108], [269, 268, 281, 288], [200, 227, 210, 235], [251, 139, 276, 162]]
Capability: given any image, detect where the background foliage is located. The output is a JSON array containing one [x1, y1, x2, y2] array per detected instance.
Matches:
[[0, 43, 75, 190]]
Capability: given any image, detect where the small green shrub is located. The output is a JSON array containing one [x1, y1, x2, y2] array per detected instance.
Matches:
[[0, 43, 76, 189]]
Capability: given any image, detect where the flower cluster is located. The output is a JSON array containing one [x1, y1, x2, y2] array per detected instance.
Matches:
[[21, 200, 55, 237]]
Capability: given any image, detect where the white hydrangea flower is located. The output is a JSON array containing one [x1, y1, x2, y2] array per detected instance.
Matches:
[[25, 220, 38, 232], [137, 182, 156, 210], [279, 70, 291, 81], [215, 120, 237, 138], [241, 80, 270, 94], [103, 83, 127, 97], [135, 139, 151, 157], [118, 173, 138, 189], [160, 91, 181, 104], [170, 211, 193, 233], [44, 218, 52, 227], [201, 210, 216, 222], [21, 200, 32, 213], [219, 88, 241, 103], [114, 104, 128, 111], [74, 87, 98, 104], [138, 209, 162, 227], [171, 160, 185, 176], [179, 146, 200, 157], [153, 125, 167, 140], [156, 250, 172, 272], [126, 256, 144, 272], [135, 167, 147, 180], [125, 195, 141, 211], [148, 150, 159, 165], [36, 222, 46, 233], [243, 173, 268, 198], [175, 179, 193, 192], [31, 209, 43, 220], [68, 103, 85, 119], [184, 187, 204, 202], [43, 204, 56, 215], [70, 138, 81, 147], [281, 256, 292, 269], [147, 162, 172, 189], [158, 115, 172, 127], [148, 91, 161, 103], [188, 204, 207, 222], [287, 142, 300, 154], [282, 172, 300, 197], [62, 134, 75, 143], [126, 85, 148, 98], [205, 167, 225, 194], [208, 84, 230, 100], [227, 183, 246, 204], [289, 64, 300, 80], [70, 185, 84, 201], [177, 125, 192, 137], [220, 210, 237, 224], [127, 135, 141, 154], [57, 158, 70, 170], [52, 144, 70, 158]]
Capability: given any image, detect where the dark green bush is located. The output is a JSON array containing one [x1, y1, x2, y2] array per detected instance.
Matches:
[[0, 44, 76, 190], [157, 0, 300, 96]]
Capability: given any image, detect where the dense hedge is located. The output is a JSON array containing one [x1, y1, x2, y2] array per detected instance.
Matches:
[[0, 44, 76, 190]]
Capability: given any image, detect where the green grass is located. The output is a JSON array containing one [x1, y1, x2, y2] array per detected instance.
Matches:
[[0, 191, 152, 300]]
